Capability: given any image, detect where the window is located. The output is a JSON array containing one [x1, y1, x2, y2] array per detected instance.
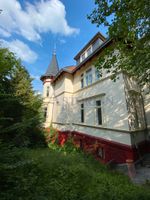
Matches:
[[86, 68, 92, 86], [87, 47, 92, 56], [95, 69, 101, 81], [81, 74, 84, 88], [96, 100, 102, 125], [44, 107, 47, 120], [81, 53, 85, 61], [97, 147, 105, 159], [81, 103, 84, 123], [76, 58, 80, 65], [92, 39, 103, 51], [46, 86, 50, 97]]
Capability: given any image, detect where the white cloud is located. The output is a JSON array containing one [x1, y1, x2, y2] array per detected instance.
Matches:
[[0, 28, 11, 37], [0, 39, 38, 63], [0, 0, 79, 42]]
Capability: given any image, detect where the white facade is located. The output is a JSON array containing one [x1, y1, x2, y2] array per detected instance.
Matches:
[[42, 67, 147, 146], [41, 32, 150, 163]]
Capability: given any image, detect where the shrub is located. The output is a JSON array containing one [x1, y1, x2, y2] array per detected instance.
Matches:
[[1, 146, 150, 200]]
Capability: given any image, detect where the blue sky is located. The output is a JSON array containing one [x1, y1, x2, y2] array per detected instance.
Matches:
[[0, 0, 108, 93]]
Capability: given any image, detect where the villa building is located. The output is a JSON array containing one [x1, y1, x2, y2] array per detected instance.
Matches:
[[40, 32, 150, 165]]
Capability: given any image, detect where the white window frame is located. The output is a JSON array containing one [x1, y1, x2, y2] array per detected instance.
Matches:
[[80, 103, 84, 123], [95, 99, 102, 125], [81, 52, 85, 61], [80, 74, 84, 88], [87, 46, 92, 57], [86, 68, 93, 86]]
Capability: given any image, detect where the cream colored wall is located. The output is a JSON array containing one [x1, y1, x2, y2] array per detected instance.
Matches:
[[42, 53, 147, 147], [52, 73, 74, 126], [42, 78, 54, 98], [53, 123, 132, 145], [53, 76, 65, 96], [51, 67, 132, 145], [72, 63, 129, 130], [143, 87, 150, 136], [54, 73, 73, 96], [42, 78, 55, 127], [64, 74, 74, 93], [123, 74, 147, 139]]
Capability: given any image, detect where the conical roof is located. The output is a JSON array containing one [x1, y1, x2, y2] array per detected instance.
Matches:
[[40, 52, 59, 80]]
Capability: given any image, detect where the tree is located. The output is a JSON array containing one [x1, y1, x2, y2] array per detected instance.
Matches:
[[0, 47, 45, 147], [88, 0, 150, 87]]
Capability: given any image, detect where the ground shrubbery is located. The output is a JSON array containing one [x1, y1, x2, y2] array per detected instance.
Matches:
[[1, 133, 150, 200], [1, 48, 150, 199]]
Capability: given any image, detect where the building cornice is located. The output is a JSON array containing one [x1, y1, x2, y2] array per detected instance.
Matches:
[[52, 122, 146, 134]]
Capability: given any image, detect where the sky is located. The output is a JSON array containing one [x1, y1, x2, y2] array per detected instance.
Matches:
[[0, 0, 108, 93]]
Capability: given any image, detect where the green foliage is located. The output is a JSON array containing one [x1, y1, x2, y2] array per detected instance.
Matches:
[[88, 0, 150, 87], [0, 47, 45, 147], [46, 126, 79, 154], [1, 144, 150, 200]]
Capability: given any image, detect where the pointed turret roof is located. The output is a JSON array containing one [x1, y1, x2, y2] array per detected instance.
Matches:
[[40, 52, 59, 81]]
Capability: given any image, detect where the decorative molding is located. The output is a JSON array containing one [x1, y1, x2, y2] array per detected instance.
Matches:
[[77, 93, 105, 102], [52, 122, 146, 134]]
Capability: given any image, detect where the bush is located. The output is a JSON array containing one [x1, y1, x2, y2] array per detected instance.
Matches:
[[45, 126, 79, 154], [1, 142, 150, 200]]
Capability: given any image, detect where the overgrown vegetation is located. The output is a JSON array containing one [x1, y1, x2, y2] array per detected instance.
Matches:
[[45, 126, 78, 153], [1, 141, 150, 200], [88, 0, 150, 87], [1, 48, 150, 199], [0, 47, 45, 147]]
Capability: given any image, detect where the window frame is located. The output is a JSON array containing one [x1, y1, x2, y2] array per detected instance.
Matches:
[[87, 46, 92, 57], [97, 147, 105, 159], [80, 74, 84, 88], [44, 107, 47, 120], [85, 68, 92, 86], [46, 86, 50, 97], [81, 103, 84, 123], [95, 100, 102, 125], [81, 52, 85, 61]]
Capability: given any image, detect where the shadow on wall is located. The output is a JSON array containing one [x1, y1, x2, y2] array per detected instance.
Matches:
[[55, 76, 130, 131]]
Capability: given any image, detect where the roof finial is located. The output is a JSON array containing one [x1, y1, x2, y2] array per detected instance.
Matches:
[[53, 42, 56, 55]]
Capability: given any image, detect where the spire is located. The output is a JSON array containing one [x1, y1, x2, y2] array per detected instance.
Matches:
[[53, 43, 56, 55], [41, 51, 59, 81], [45, 52, 59, 76]]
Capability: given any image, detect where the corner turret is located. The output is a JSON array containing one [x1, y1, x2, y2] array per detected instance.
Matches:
[[40, 51, 59, 81], [40, 51, 59, 127]]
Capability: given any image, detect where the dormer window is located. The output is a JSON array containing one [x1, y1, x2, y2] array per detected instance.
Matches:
[[76, 58, 80, 65], [87, 46, 92, 56], [81, 53, 85, 61], [92, 38, 103, 51]]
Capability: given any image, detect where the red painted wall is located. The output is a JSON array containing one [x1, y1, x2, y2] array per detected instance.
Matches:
[[58, 130, 150, 164]]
